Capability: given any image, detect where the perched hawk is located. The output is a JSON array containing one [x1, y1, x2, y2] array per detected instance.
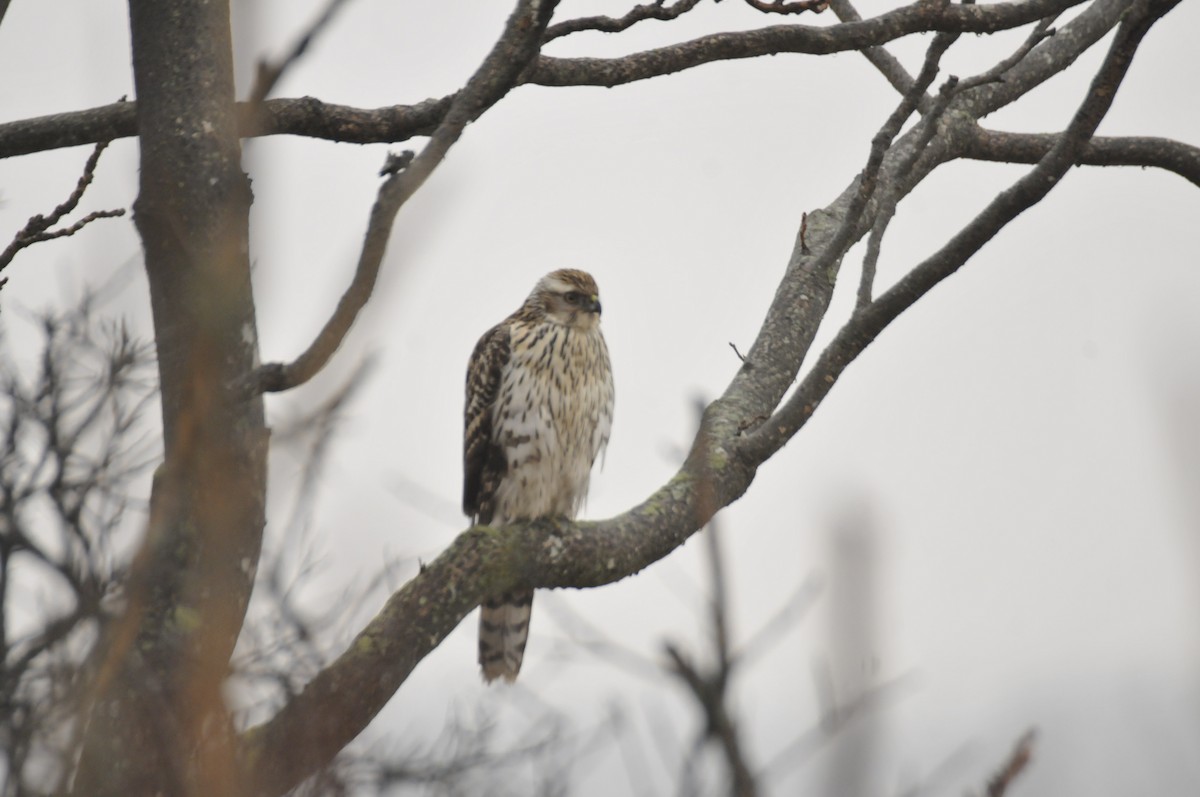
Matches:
[[464, 269, 615, 683]]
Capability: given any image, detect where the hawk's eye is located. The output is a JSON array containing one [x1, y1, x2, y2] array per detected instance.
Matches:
[[563, 291, 581, 305]]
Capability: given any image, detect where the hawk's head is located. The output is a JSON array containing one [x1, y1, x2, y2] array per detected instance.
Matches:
[[530, 269, 603, 329]]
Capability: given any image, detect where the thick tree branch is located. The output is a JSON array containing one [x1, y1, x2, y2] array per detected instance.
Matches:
[[528, 0, 1086, 86], [738, 0, 1182, 462], [239, 432, 756, 796], [0, 0, 1089, 160], [235, 5, 1150, 784], [963, 128, 1200, 187], [690, 0, 1146, 448], [248, 0, 559, 396], [960, 0, 1132, 118]]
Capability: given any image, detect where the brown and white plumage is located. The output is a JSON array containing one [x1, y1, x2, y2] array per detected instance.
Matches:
[[464, 269, 614, 683]]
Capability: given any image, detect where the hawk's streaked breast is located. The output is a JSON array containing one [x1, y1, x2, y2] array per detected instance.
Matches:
[[463, 268, 614, 683]]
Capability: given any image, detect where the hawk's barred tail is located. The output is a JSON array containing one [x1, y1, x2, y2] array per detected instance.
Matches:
[[478, 588, 534, 683]]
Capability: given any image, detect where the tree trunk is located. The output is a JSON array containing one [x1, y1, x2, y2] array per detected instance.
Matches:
[[72, 1, 267, 794]]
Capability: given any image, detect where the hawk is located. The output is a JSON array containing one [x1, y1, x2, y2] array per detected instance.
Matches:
[[464, 269, 615, 683]]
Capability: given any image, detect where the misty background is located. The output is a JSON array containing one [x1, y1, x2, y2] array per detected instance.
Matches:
[[1, 1, 1198, 794]]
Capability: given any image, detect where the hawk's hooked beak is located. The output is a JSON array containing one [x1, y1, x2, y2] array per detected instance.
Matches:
[[587, 295, 602, 314]]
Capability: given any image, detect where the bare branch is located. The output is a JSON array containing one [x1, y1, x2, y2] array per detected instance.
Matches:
[[664, 513, 759, 797], [826, 0, 917, 99], [985, 730, 1038, 797], [0, 0, 1091, 159], [248, 0, 558, 396], [529, 0, 1087, 87], [856, 75, 960, 308], [835, 31, 958, 313], [739, 0, 1182, 463], [741, 0, 828, 16], [956, 16, 1058, 93], [964, 129, 1200, 188], [0, 141, 125, 280], [959, 0, 1132, 118], [544, 0, 704, 43], [0, 296, 157, 792], [247, 0, 355, 109]]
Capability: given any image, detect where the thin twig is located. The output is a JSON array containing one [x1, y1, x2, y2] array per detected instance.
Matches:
[[826, 0, 919, 103], [247, 0, 355, 109], [248, 0, 559, 397], [819, 29, 959, 309], [957, 17, 1058, 93], [742, 0, 829, 15], [984, 729, 1038, 797], [856, 75, 960, 309], [0, 141, 125, 278], [544, 0, 703, 43], [855, 13, 1059, 307]]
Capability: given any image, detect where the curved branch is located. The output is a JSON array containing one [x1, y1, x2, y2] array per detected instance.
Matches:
[[826, 0, 918, 99], [0, 0, 1088, 160], [241, 431, 754, 796], [543, 0, 704, 43], [0, 141, 125, 279], [233, 1, 1183, 793], [963, 128, 1200, 188], [246, 0, 354, 109], [247, 0, 558, 396], [528, 0, 1087, 86], [737, 0, 1182, 462], [960, 0, 1132, 117], [697, 0, 1151, 441]]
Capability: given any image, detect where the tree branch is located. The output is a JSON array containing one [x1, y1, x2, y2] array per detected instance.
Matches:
[[985, 729, 1038, 797], [246, 0, 355, 109], [693, 0, 1149, 450], [528, 0, 1087, 86], [963, 128, 1200, 188], [0, 141, 125, 286], [741, 0, 828, 16], [232, 1, 1151, 772], [543, 0, 704, 43], [960, 0, 1133, 118], [738, 0, 1182, 463], [826, 0, 918, 101], [0, 0, 1090, 160], [247, 0, 559, 396]]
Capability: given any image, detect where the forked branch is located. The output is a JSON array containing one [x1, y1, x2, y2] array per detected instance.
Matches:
[[237, 2, 1181, 794], [247, 0, 559, 396], [246, 0, 355, 110], [0, 0, 1091, 159], [739, 0, 1181, 462], [0, 141, 124, 289], [543, 0, 704, 43]]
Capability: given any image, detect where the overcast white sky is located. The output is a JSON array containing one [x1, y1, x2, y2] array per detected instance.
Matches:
[[2, 1, 1199, 795]]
